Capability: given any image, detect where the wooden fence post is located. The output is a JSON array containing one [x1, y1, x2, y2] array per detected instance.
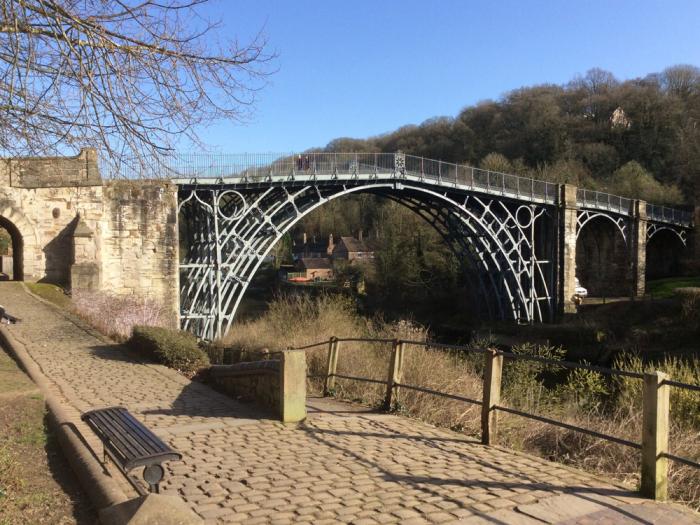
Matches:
[[384, 340, 405, 410], [481, 349, 503, 445], [641, 371, 670, 501], [324, 337, 339, 396]]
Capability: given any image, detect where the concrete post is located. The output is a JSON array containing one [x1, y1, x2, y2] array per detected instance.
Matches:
[[559, 184, 578, 315], [324, 337, 339, 396], [641, 371, 670, 501], [631, 200, 647, 298], [280, 349, 307, 423], [481, 349, 503, 445], [384, 340, 405, 410]]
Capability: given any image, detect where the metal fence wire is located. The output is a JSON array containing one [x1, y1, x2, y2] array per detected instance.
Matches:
[[293, 336, 700, 479]]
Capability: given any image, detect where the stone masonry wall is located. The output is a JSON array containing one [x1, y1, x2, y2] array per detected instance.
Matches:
[[0, 152, 104, 283], [101, 181, 179, 326], [209, 361, 281, 414], [0, 149, 180, 328]]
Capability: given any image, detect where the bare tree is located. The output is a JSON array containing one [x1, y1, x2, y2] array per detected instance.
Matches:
[[0, 0, 274, 168]]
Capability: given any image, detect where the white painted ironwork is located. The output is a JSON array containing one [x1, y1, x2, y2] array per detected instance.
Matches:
[[179, 178, 555, 339], [170, 153, 693, 339], [576, 210, 629, 243], [647, 223, 687, 245]]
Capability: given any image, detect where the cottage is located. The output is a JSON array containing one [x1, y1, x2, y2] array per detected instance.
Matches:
[[296, 257, 334, 281], [332, 235, 374, 262]]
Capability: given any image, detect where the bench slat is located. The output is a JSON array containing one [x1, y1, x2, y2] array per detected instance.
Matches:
[[91, 410, 151, 461], [81, 406, 182, 494], [120, 410, 171, 454], [100, 409, 163, 456]]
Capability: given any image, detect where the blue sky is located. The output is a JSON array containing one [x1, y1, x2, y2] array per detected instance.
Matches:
[[193, 0, 700, 153]]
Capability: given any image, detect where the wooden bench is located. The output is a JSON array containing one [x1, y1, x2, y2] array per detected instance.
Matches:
[[81, 406, 181, 494]]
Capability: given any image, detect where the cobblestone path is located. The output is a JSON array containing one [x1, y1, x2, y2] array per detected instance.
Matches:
[[1, 282, 697, 524]]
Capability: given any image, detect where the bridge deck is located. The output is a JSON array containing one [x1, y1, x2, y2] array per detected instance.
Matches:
[[2, 282, 697, 524]]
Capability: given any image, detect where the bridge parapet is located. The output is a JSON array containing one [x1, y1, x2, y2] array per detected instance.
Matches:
[[105, 152, 562, 204], [3, 148, 101, 188], [105, 152, 691, 228], [576, 188, 633, 216], [576, 188, 692, 228]]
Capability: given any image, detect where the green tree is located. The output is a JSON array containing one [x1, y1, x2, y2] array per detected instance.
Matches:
[[608, 161, 683, 204]]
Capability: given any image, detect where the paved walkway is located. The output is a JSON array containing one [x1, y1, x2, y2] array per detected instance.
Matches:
[[0, 282, 697, 524]]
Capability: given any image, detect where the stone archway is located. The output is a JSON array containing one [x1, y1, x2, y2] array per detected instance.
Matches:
[[0, 206, 41, 281], [0, 216, 22, 280]]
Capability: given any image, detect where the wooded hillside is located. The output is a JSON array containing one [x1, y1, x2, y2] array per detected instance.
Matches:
[[322, 65, 700, 205]]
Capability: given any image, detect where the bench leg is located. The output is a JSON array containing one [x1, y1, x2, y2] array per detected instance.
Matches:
[[143, 464, 165, 494]]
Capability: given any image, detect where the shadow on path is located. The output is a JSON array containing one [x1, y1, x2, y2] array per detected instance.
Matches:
[[299, 411, 653, 525]]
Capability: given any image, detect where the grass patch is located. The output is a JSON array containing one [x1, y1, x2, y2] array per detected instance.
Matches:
[[0, 349, 94, 524], [647, 276, 700, 299], [24, 283, 71, 309]]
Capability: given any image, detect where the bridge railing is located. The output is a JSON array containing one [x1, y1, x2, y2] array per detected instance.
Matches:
[[576, 188, 633, 215], [646, 204, 694, 226], [102, 152, 691, 226], [402, 155, 559, 203], [294, 336, 699, 501], [102, 152, 561, 202]]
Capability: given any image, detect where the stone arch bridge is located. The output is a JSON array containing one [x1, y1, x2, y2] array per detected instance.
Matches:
[[0, 150, 694, 339]]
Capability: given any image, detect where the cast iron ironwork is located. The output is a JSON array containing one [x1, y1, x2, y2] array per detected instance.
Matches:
[[139, 152, 692, 340]]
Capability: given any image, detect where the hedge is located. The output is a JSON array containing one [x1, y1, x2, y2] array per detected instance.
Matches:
[[129, 325, 209, 375]]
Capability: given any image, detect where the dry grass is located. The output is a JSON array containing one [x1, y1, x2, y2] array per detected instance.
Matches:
[[217, 294, 700, 510]]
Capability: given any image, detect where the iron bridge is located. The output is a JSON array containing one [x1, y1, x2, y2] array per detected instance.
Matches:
[[156, 152, 693, 340]]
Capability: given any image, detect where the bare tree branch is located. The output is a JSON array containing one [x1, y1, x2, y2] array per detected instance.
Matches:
[[0, 0, 275, 170]]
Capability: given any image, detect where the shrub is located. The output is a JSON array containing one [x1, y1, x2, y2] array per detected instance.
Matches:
[[72, 290, 167, 341], [130, 325, 209, 375], [502, 343, 565, 411], [614, 352, 700, 428], [674, 287, 700, 326]]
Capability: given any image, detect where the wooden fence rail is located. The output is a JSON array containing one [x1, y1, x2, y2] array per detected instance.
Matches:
[[295, 336, 700, 502]]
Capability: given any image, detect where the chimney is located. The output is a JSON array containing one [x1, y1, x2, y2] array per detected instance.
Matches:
[[327, 233, 334, 255], [358, 229, 363, 242]]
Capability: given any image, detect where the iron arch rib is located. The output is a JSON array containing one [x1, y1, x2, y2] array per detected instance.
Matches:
[[178, 181, 555, 339], [376, 191, 500, 321]]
